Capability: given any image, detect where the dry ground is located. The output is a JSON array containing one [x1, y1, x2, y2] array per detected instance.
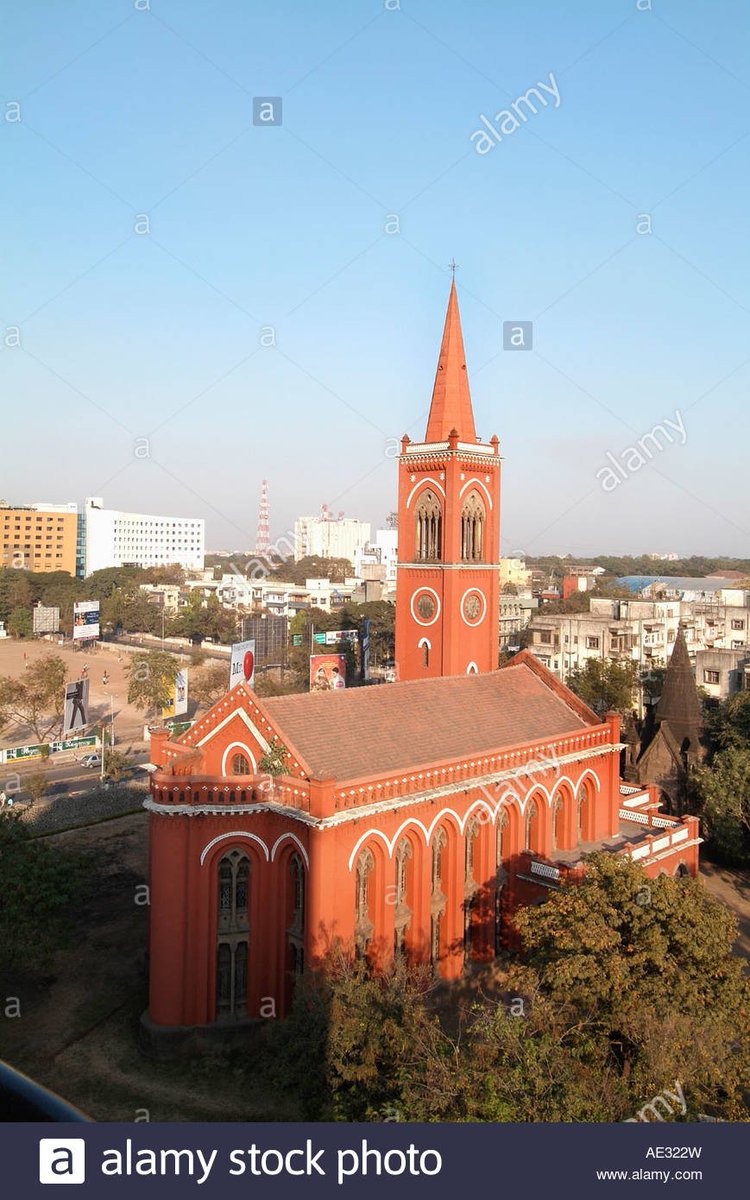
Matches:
[[0, 637, 148, 746]]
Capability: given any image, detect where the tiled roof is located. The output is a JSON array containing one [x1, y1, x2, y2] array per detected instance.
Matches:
[[263, 660, 593, 783]]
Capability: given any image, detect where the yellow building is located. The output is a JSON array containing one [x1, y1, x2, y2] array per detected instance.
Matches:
[[0, 504, 78, 575]]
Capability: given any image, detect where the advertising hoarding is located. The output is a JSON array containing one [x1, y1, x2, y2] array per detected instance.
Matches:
[[310, 653, 346, 691], [73, 600, 100, 641], [230, 639, 256, 690], [159, 669, 189, 719], [33, 604, 60, 635], [63, 677, 90, 734]]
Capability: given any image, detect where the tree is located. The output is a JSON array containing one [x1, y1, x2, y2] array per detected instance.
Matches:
[[25, 772, 49, 809], [258, 737, 287, 776], [704, 690, 750, 754], [0, 812, 89, 972], [191, 661, 230, 708], [103, 747, 130, 782], [566, 658, 638, 716], [0, 654, 67, 741], [271, 556, 353, 585], [515, 853, 750, 1116], [691, 746, 750, 865], [7, 607, 33, 638], [125, 650, 180, 717]]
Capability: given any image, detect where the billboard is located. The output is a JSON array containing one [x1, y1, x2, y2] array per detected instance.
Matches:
[[159, 669, 189, 719], [230, 639, 256, 690], [310, 653, 346, 692], [73, 600, 100, 641], [63, 677, 90, 734], [33, 604, 60, 635], [324, 629, 358, 646]]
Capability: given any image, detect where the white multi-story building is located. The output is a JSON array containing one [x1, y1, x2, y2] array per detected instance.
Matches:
[[354, 528, 398, 592], [83, 497, 204, 575], [526, 589, 750, 679], [294, 506, 371, 564]]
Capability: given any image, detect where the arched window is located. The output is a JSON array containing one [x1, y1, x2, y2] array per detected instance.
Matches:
[[460, 491, 485, 562], [287, 852, 305, 977], [216, 849, 250, 1018], [552, 796, 563, 852], [577, 783, 591, 841], [464, 816, 480, 958], [525, 800, 540, 853], [430, 827, 448, 966], [414, 490, 442, 562], [231, 752, 251, 775], [354, 848, 375, 960], [423, 642, 430, 668], [495, 810, 508, 955], [394, 838, 413, 956]]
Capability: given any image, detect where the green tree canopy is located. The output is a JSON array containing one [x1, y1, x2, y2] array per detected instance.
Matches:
[[565, 658, 638, 715], [0, 813, 89, 972], [692, 746, 750, 865], [125, 650, 180, 717], [0, 654, 68, 741]]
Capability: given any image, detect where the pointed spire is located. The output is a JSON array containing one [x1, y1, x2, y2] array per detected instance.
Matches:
[[425, 280, 476, 443], [656, 624, 703, 752]]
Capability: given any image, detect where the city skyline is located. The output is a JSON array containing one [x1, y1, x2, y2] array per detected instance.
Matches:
[[3, 1, 749, 556]]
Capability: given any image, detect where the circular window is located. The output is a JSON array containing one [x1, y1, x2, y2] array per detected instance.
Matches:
[[411, 588, 440, 626], [461, 589, 486, 625]]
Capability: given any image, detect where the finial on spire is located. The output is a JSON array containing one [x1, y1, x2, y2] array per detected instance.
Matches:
[[448, 258, 459, 278]]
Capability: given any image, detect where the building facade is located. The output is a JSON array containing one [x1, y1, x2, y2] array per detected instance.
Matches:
[[145, 283, 700, 1033], [83, 497, 205, 575], [0, 502, 78, 574], [294, 507, 371, 564]]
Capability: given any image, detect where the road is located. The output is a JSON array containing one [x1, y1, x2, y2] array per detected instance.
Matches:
[[1, 746, 152, 803]]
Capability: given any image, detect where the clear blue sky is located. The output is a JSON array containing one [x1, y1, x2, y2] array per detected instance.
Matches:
[[2, 0, 749, 557]]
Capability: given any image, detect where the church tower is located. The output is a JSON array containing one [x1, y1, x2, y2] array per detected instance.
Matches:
[[395, 281, 501, 681]]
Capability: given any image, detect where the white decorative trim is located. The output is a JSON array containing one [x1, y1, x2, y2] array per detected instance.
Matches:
[[148, 752, 615, 833], [196, 706, 270, 755], [417, 636, 432, 650], [457, 442, 495, 455], [199, 830, 270, 866], [405, 477, 446, 508], [221, 741, 257, 776], [410, 587, 441, 627], [466, 661, 478, 674], [459, 478, 494, 510], [270, 832, 310, 867]]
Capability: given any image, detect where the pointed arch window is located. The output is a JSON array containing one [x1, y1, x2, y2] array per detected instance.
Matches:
[[216, 849, 250, 1018], [430, 827, 448, 966], [460, 491, 485, 561], [231, 753, 251, 775], [494, 810, 508, 956], [414, 490, 442, 561], [552, 796, 563, 852], [525, 800, 540, 853], [355, 848, 375, 960], [394, 838, 413, 956], [287, 852, 306, 977], [463, 816, 480, 957]]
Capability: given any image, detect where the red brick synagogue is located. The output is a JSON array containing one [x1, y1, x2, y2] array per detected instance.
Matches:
[[145, 282, 701, 1030]]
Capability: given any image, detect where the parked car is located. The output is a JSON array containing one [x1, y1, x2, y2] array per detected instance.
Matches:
[[80, 754, 100, 769]]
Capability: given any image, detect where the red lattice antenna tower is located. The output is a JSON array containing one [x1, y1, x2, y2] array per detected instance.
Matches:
[[255, 479, 271, 557]]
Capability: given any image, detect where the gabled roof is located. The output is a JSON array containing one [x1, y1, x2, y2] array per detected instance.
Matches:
[[424, 280, 477, 443], [262, 653, 597, 783]]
